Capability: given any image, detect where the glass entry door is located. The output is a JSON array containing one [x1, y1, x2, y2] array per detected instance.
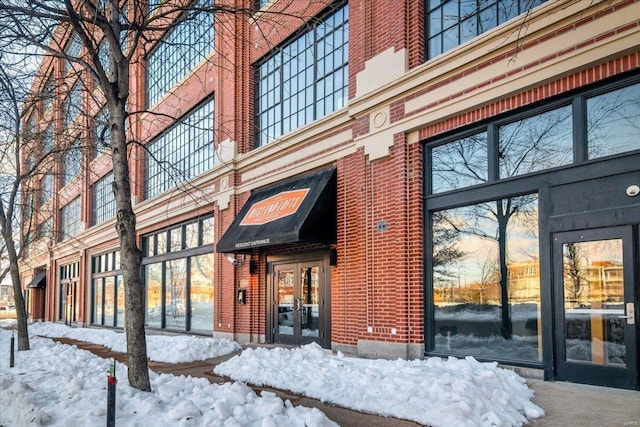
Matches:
[[553, 226, 637, 389], [273, 262, 322, 346]]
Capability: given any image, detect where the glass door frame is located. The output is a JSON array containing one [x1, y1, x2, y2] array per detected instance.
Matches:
[[552, 226, 638, 389], [267, 251, 331, 348]]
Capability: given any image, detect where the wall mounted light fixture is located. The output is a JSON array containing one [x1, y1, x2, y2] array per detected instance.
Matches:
[[226, 254, 245, 266]]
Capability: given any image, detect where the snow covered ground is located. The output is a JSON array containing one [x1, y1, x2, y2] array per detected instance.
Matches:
[[0, 321, 545, 426], [27, 321, 241, 363], [0, 323, 334, 427], [215, 345, 544, 426]]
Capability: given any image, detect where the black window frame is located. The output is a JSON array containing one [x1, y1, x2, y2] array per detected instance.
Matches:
[[423, 72, 640, 368], [424, 0, 548, 61], [142, 215, 215, 333], [253, 2, 349, 148]]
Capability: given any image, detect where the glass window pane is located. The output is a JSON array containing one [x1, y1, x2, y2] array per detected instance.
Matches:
[[427, 1, 549, 59], [300, 266, 319, 338], [156, 231, 167, 255], [145, 263, 162, 328], [116, 275, 125, 327], [432, 194, 541, 363], [104, 276, 115, 327], [190, 254, 214, 332], [431, 131, 487, 193], [587, 82, 640, 159], [562, 239, 625, 365], [185, 222, 198, 249], [145, 100, 214, 199], [93, 279, 103, 325], [498, 105, 573, 178], [202, 217, 214, 245], [165, 259, 187, 330], [277, 268, 295, 336], [170, 226, 182, 252]]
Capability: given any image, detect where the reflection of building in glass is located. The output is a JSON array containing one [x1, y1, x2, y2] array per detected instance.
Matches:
[[508, 261, 541, 303], [564, 260, 624, 307]]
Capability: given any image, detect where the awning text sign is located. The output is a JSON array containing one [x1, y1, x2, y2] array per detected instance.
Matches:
[[240, 189, 310, 226]]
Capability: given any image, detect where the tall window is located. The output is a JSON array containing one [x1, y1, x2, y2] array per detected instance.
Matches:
[[42, 126, 53, 157], [91, 250, 123, 328], [91, 172, 116, 226], [98, 39, 112, 77], [62, 139, 82, 186], [59, 262, 79, 324], [64, 34, 82, 74], [40, 172, 54, 206], [145, 99, 214, 199], [41, 75, 54, 112], [65, 82, 83, 126], [143, 216, 215, 333], [60, 197, 81, 241], [255, 3, 348, 147], [431, 195, 541, 363], [94, 107, 110, 156], [426, 0, 547, 60], [147, 0, 215, 106]]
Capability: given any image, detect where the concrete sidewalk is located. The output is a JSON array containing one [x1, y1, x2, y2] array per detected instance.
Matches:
[[50, 337, 640, 427]]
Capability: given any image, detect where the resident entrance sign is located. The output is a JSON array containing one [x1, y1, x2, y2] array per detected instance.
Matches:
[[216, 167, 336, 253], [240, 189, 310, 226]]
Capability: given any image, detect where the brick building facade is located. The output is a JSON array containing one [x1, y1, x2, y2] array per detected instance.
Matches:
[[21, 0, 640, 389]]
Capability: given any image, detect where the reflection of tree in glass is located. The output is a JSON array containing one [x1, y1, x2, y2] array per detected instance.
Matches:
[[432, 210, 466, 289], [587, 83, 640, 158], [166, 260, 186, 310], [437, 195, 538, 339], [478, 253, 500, 304], [499, 105, 573, 178], [432, 132, 486, 193], [192, 255, 214, 279], [564, 243, 587, 308]]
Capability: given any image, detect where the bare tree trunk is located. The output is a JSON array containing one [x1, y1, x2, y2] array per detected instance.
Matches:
[[110, 94, 150, 391], [1, 226, 29, 350], [496, 200, 512, 340]]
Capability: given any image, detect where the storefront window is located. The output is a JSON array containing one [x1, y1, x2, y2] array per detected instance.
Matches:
[[104, 276, 115, 327], [90, 250, 121, 327], [145, 263, 162, 328], [432, 194, 541, 363], [143, 215, 214, 332], [116, 275, 124, 327], [93, 279, 103, 324], [165, 259, 187, 329], [190, 254, 214, 332]]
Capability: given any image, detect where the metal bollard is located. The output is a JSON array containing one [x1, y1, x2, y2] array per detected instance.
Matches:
[[107, 359, 117, 427], [10, 331, 15, 368]]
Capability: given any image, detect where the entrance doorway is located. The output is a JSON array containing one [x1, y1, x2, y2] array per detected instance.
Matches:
[[547, 170, 640, 389], [268, 253, 330, 348], [552, 226, 637, 389], [60, 282, 77, 325]]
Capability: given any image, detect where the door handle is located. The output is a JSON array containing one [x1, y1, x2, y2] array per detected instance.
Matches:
[[624, 302, 635, 325]]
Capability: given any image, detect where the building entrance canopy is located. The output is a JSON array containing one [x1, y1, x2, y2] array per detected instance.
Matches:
[[217, 167, 336, 253], [27, 271, 46, 288]]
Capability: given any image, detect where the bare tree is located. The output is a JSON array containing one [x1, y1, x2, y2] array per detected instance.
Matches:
[[0, 0, 319, 391], [0, 53, 39, 351]]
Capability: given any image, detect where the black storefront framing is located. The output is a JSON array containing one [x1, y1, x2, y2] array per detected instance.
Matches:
[[141, 215, 215, 333], [423, 72, 640, 389]]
